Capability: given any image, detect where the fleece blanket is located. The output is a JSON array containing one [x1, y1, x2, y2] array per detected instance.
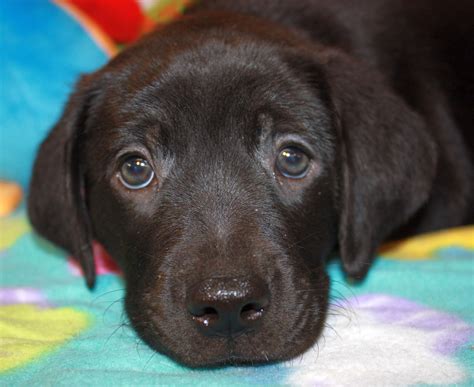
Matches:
[[1, 1, 473, 385]]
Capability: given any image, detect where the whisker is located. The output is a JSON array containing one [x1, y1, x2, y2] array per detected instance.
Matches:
[[143, 351, 157, 370], [90, 288, 125, 304], [101, 297, 125, 324], [104, 322, 127, 347]]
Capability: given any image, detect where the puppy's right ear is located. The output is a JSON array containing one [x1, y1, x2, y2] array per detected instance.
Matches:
[[28, 75, 98, 289]]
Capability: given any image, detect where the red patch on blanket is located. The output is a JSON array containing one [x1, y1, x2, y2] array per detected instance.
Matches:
[[68, 242, 122, 276]]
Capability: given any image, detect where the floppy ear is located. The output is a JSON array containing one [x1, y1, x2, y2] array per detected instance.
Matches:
[[323, 52, 438, 280], [28, 75, 98, 288]]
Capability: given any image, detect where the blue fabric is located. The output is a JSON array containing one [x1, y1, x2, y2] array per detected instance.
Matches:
[[0, 0, 107, 189]]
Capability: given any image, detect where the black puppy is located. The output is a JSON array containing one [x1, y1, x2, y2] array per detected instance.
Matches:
[[29, 0, 473, 367]]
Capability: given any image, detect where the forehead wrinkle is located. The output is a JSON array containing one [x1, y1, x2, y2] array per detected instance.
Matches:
[[130, 83, 256, 156]]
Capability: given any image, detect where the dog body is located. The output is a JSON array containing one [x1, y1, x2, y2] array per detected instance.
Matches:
[[29, 0, 473, 366]]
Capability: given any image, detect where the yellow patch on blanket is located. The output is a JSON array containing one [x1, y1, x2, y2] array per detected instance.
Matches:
[[0, 215, 30, 250], [380, 226, 474, 260], [0, 305, 90, 373]]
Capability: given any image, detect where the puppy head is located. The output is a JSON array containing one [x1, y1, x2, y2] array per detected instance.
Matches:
[[28, 13, 436, 366]]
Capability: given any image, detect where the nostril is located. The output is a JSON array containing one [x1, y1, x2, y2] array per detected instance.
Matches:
[[191, 306, 219, 327], [202, 306, 218, 316], [240, 302, 265, 322]]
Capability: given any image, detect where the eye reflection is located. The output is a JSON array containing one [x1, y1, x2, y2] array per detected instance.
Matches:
[[118, 156, 155, 189], [276, 146, 310, 178]]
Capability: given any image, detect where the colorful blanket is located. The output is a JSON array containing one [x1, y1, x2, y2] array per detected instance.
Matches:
[[1, 1, 473, 385]]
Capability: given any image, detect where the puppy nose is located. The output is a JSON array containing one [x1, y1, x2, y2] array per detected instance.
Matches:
[[186, 277, 269, 337]]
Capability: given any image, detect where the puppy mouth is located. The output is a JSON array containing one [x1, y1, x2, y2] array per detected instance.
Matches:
[[126, 290, 327, 368], [136, 324, 319, 368]]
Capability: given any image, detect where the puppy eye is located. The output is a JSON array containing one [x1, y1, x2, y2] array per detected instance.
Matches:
[[118, 156, 155, 189], [276, 146, 310, 178]]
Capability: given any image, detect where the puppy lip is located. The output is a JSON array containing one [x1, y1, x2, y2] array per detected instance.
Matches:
[[133, 298, 323, 367]]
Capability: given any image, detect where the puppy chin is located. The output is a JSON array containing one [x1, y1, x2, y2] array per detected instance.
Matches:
[[135, 326, 325, 368]]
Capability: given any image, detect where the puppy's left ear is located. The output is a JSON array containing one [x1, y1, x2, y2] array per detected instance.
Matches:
[[322, 52, 438, 280], [28, 75, 99, 288]]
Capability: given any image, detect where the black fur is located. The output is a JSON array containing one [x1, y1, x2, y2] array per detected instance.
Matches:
[[28, 0, 473, 367]]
